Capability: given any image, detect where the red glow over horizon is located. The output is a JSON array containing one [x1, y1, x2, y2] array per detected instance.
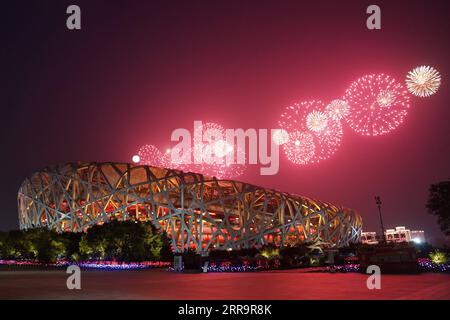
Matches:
[[3, 0, 450, 245]]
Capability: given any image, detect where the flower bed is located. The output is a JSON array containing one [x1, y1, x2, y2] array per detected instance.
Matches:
[[2, 258, 449, 273], [0, 259, 171, 270], [418, 258, 450, 273]]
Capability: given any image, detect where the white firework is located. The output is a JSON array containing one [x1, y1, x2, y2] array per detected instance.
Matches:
[[279, 100, 343, 163], [272, 129, 289, 145], [182, 122, 246, 178], [344, 73, 410, 136], [137, 144, 170, 167], [283, 131, 315, 165], [306, 111, 328, 132], [325, 99, 350, 121], [193, 122, 225, 159], [406, 65, 441, 97], [211, 140, 234, 158], [376, 90, 396, 107]]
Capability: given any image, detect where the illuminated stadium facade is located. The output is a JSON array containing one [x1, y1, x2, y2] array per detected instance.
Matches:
[[18, 162, 362, 255]]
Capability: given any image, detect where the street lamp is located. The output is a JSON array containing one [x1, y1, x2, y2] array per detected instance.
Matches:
[[374, 196, 386, 243]]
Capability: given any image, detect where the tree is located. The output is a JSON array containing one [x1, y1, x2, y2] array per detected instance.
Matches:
[[426, 180, 450, 236], [21, 229, 66, 263], [34, 230, 67, 263], [79, 220, 170, 262], [0, 231, 6, 259], [279, 243, 310, 266], [260, 245, 280, 259], [60, 232, 82, 261], [429, 250, 448, 264], [2, 230, 34, 259], [1, 221, 171, 263], [0, 229, 67, 262]]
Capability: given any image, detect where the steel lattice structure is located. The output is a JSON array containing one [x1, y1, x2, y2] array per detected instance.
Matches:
[[18, 162, 362, 254]]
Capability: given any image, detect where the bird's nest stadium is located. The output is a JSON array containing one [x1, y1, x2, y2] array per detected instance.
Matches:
[[18, 162, 362, 255]]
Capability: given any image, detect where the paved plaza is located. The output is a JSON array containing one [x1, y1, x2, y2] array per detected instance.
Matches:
[[1, 269, 449, 300]]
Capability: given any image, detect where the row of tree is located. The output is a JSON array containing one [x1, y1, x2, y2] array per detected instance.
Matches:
[[427, 180, 450, 236], [0, 221, 172, 263]]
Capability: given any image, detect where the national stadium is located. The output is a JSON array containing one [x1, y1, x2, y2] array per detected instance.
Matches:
[[18, 162, 362, 255]]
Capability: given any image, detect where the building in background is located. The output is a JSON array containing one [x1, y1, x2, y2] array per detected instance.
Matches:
[[361, 226, 425, 245], [410, 230, 426, 243], [360, 231, 378, 245]]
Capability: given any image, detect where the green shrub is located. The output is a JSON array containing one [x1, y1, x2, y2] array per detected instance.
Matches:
[[1, 220, 172, 263], [260, 246, 280, 259], [429, 250, 447, 264], [79, 220, 171, 262]]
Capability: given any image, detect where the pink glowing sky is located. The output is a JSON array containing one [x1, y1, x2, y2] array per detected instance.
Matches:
[[3, 0, 450, 243]]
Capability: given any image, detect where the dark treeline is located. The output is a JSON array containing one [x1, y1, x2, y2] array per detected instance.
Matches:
[[0, 220, 442, 266], [0, 221, 172, 263]]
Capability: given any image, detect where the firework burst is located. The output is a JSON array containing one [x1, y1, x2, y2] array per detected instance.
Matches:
[[135, 122, 245, 179], [279, 100, 343, 164], [344, 74, 410, 136], [184, 122, 246, 179], [211, 140, 234, 158], [193, 122, 224, 159], [283, 131, 315, 165], [406, 65, 441, 97], [137, 144, 170, 167], [306, 110, 328, 132], [272, 129, 289, 145], [376, 90, 396, 107], [326, 99, 350, 121]]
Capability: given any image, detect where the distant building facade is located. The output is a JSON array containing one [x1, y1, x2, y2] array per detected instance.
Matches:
[[360, 231, 378, 245], [361, 226, 425, 245], [410, 230, 426, 243]]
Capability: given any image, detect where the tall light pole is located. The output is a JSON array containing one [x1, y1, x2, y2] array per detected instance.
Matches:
[[374, 196, 386, 243]]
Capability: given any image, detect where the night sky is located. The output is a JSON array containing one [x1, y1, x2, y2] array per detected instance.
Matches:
[[2, 0, 449, 244]]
